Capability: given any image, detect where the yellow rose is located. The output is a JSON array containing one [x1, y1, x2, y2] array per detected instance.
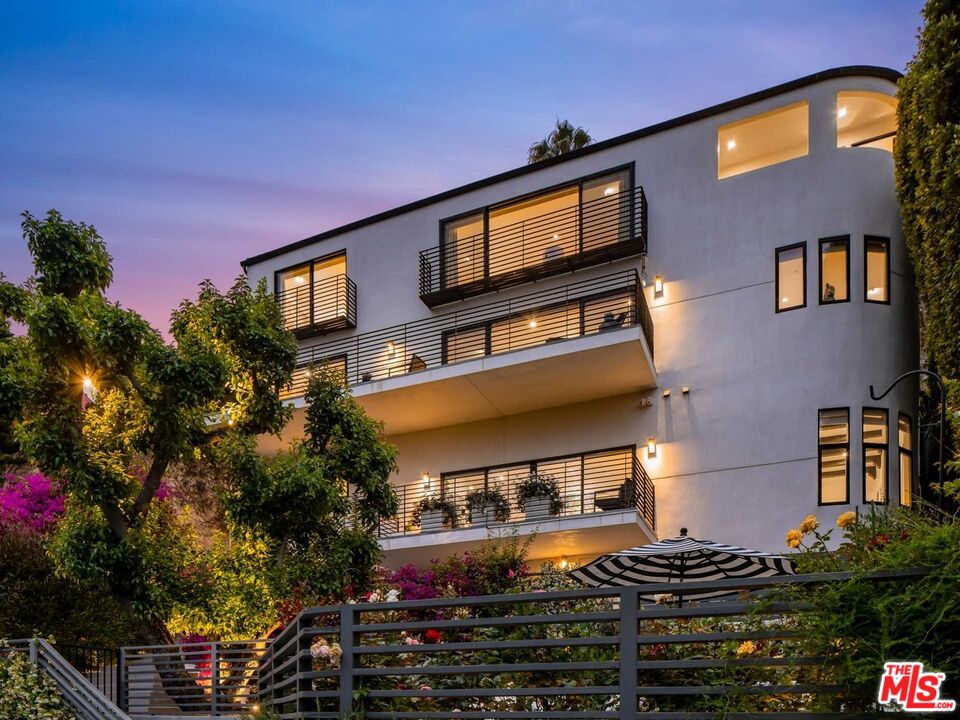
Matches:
[[799, 515, 819, 534], [836, 511, 857, 529], [785, 528, 803, 549], [736, 640, 757, 658]]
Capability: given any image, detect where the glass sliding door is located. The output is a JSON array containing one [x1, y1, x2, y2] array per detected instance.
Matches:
[[441, 213, 484, 289], [581, 169, 631, 252], [488, 185, 579, 277]]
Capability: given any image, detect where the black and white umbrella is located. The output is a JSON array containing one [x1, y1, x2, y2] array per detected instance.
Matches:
[[569, 528, 794, 604]]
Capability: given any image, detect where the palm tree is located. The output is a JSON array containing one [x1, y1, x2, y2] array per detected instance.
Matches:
[[527, 119, 593, 164]]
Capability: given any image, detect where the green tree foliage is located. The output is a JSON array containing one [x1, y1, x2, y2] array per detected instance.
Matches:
[[527, 119, 592, 163], [221, 366, 398, 607], [0, 210, 297, 641], [895, 2, 960, 375]]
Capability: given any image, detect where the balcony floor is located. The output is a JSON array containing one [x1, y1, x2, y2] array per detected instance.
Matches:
[[378, 508, 657, 569]]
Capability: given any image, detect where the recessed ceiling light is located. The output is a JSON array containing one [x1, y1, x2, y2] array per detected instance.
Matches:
[[603, 186, 616, 196], [781, 296, 789, 303], [726, 139, 736, 150], [294, 276, 305, 285], [529, 319, 538, 328], [838, 107, 848, 118]]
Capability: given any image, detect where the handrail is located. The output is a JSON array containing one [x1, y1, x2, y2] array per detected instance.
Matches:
[[276, 274, 357, 335], [7, 638, 130, 720]]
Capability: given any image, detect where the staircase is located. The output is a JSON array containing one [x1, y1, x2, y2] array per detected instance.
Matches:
[[8, 639, 131, 720]]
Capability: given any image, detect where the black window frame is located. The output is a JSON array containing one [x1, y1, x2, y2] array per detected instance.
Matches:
[[273, 250, 348, 330], [775, 242, 807, 313], [818, 406, 850, 506], [818, 235, 850, 305], [861, 407, 889, 505], [898, 412, 914, 507], [864, 235, 891, 305]]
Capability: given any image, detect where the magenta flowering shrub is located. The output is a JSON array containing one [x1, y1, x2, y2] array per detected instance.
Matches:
[[390, 564, 440, 601], [0, 472, 65, 534]]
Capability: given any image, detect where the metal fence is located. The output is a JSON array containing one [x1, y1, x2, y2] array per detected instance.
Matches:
[[377, 445, 655, 538], [58, 643, 121, 705], [418, 186, 648, 306], [256, 569, 925, 719], [276, 275, 357, 337], [120, 639, 265, 716], [282, 269, 653, 399]]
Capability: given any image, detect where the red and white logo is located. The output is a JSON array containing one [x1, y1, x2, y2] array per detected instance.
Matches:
[[878, 662, 956, 712]]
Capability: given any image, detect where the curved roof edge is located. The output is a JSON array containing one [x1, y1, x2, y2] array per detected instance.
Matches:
[[243, 65, 900, 269]]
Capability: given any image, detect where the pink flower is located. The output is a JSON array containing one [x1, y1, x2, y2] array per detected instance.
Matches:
[[507, 569, 516, 579], [404, 635, 420, 646]]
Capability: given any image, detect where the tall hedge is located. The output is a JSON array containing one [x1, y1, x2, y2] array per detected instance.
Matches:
[[895, 0, 960, 378]]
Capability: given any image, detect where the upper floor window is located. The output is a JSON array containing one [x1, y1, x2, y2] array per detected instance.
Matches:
[[865, 236, 890, 303], [837, 91, 897, 152], [275, 253, 354, 334], [776, 243, 806, 312], [899, 413, 914, 507], [819, 408, 849, 505], [718, 101, 809, 179], [819, 236, 849, 304], [863, 408, 888, 504]]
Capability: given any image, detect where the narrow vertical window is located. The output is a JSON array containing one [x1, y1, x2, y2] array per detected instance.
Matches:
[[776, 243, 806, 312], [898, 413, 913, 507], [819, 236, 849, 304], [863, 408, 888, 504], [819, 408, 849, 505], [865, 236, 890, 303]]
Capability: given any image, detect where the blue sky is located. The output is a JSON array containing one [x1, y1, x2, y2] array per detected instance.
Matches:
[[0, 0, 924, 330]]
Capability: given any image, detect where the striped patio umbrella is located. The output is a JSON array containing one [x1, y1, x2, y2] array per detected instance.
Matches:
[[569, 528, 794, 605]]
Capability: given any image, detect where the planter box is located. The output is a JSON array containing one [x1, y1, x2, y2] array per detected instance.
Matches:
[[523, 496, 553, 521], [421, 509, 448, 533], [470, 505, 500, 526]]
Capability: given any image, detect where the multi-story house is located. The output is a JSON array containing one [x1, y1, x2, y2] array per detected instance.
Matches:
[[242, 66, 917, 569]]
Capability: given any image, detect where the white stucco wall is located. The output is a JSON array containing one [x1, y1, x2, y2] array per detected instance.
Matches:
[[247, 70, 917, 557]]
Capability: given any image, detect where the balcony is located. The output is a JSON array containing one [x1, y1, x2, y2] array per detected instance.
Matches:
[[282, 270, 656, 433], [418, 185, 647, 307], [276, 274, 357, 339], [377, 447, 656, 567]]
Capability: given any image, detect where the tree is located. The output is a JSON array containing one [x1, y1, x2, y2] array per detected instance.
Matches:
[[221, 365, 399, 609], [0, 209, 297, 642], [895, 0, 960, 483], [527, 119, 593, 164]]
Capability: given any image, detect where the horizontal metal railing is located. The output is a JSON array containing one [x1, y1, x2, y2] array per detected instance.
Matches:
[[282, 269, 653, 399], [276, 275, 357, 336], [418, 186, 647, 305], [256, 568, 926, 719], [120, 639, 265, 716], [378, 446, 655, 538]]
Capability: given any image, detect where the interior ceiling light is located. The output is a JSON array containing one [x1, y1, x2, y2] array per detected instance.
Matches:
[[294, 276, 305, 284], [603, 186, 616, 196], [726, 139, 736, 150], [838, 107, 848, 118]]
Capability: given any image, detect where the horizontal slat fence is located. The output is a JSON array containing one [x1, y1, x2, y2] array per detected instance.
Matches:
[[256, 569, 925, 719]]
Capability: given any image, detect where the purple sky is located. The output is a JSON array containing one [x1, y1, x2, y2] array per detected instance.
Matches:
[[0, 1, 924, 333]]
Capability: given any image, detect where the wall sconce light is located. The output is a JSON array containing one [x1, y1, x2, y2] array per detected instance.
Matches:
[[681, 386, 690, 395], [82, 376, 94, 393], [654, 275, 664, 295], [386, 341, 396, 356], [662, 389, 671, 398], [647, 437, 658, 458], [557, 556, 570, 570], [421, 472, 431, 486]]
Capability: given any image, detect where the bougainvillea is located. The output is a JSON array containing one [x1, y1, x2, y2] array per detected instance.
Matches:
[[0, 472, 64, 534]]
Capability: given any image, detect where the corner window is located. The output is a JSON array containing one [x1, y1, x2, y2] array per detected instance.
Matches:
[[837, 91, 897, 152], [899, 413, 914, 507], [819, 236, 849, 304], [275, 253, 348, 331], [865, 236, 890, 303], [776, 243, 806, 312], [819, 408, 849, 505], [863, 408, 888, 504], [718, 101, 809, 179]]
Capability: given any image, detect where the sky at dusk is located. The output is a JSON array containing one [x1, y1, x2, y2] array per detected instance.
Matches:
[[0, 0, 925, 332]]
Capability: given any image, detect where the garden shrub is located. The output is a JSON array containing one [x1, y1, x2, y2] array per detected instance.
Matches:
[[0, 646, 75, 720]]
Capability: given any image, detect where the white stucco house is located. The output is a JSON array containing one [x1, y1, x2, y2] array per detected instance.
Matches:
[[242, 66, 917, 568]]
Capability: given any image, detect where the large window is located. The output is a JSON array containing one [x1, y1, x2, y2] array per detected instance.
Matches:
[[776, 243, 806, 312], [819, 236, 849, 304], [819, 408, 849, 505], [718, 101, 809, 179], [899, 413, 914, 507], [837, 91, 897, 152], [276, 253, 348, 331], [863, 408, 888, 504], [439, 167, 633, 290], [865, 236, 890, 303]]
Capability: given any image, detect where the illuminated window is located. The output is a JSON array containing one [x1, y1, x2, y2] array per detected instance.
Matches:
[[441, 213, 484, 289], [718, 101, 809, 179], [776, 243, 806, 312], [863, 408, 888, 504], [819, 236, 849, 304], [276, 254, 347, 331], [836, 91, 897, 152], [898, 413, 913, 507], [865, 236, 890, 303], [819, 408, 849, 505], [282, 356, 347, 400]]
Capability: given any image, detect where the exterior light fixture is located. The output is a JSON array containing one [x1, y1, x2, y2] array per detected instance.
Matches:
[[82, 376, 94, 392], [654, 275, 664, 295], [647, 437, 657, 458], [421, 472, 431, 489], [663, 389, 671, 398], [726, 139, 736, 150], [558, 556, 570, 570], [681, 386, 690, 394], [837, 107, 848, 118]]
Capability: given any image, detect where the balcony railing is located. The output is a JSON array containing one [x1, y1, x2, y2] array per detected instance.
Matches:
[[418, 185, 647, 307], [377, 446, 655, 538], [276, 275, 357, 338], [282, 269, 653, 399]]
